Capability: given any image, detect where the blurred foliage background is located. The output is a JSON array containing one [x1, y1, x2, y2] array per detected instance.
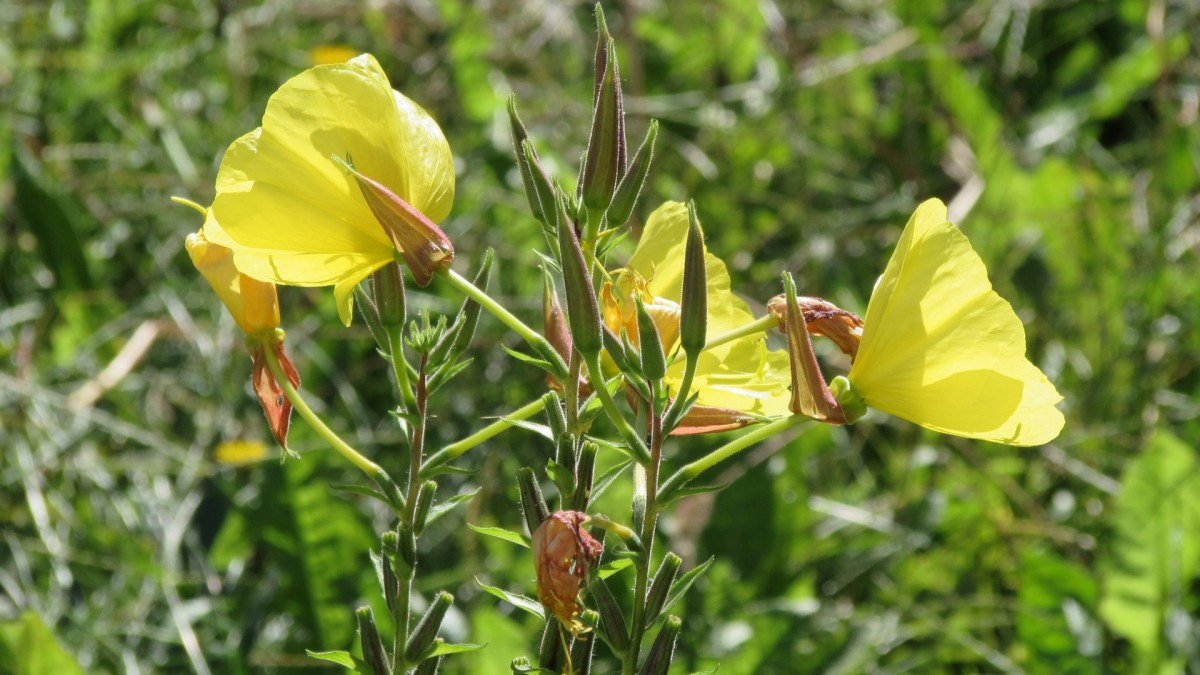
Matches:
[[3, 0, 1200, 672]]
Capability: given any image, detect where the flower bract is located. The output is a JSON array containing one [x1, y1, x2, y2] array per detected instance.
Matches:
[[847, 199, 1064, 445], [204, 53, 455, 326]]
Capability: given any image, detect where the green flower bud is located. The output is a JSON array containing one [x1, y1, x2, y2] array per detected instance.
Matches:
[[571, 441, 598, 511], [580, 35, 625, 212], [639, 615, 682, 675], [522, 140, 559, 232], [556, 195, 602, 358], [830, 375, 867, 423], [397, 523, 416, 568], [508, 97, 549, 225], [606, 120, 658, 228], [543, 391, 567, 440], [403, 591, 454, 662], [635, 296, 667, 381], [413, 480, 437, 537], [370, 262, 406, 328], [517, 467, 550, 537], [357, 606, 390, 675], [590, 578, 629, 654], [679, 202, 708, 356], [643, 552, 681, 625]]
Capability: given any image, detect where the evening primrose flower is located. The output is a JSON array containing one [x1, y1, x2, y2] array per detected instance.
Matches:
[[604, 202, 792, 428], [841, 198, 1064, 445], [184, 206, 300, 450], [204, 53, 455, 326]]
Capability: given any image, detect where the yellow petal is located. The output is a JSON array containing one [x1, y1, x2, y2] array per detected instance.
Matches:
[[632, 202, 791, 417], [206, 54, 454, 325], [848, 199, 1064, 445], [186, 225, 280, 335]]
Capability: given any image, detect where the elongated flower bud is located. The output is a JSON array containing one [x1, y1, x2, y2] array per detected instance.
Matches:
[[371, 262, 406, 328], [509, 97, 550, 225], [580, 32, 625, 212], [403, 591, 454, 662], [357, 606, 389, 675], [517, 467, 550, 537], [679, 202, 708, 356], [606, 120, 657, 227], [643, 553, 681, 624], [556, 195, 602, 358], [635, 296, 667, 380], [639, 615, 682, 675]]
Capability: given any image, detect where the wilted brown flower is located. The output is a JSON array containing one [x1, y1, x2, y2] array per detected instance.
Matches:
[[531, 511, 603, 634], [767, 294, 864, 360]]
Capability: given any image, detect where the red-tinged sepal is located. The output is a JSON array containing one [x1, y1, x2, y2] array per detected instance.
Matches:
[[781, 273, 846, 424], [250, 330, 301, 456], [337, 155, 454, 287]]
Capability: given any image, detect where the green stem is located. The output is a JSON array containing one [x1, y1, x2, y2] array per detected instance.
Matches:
[[702, 314, 777, 353], [662, 352, 698, 428], [659, 415, 810, 498], [387, 327, 416, 412], [261, 344, 386, 480], [438, 268, 568, 380], [421, 397, 548, 475], [624, 382, 663, 675], [582, 352, 651, 464], [396, 353, 431, 656]]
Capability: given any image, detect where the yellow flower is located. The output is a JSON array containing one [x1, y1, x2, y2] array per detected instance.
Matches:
[[615, 202, 791, 418], [185, 222, 279, 336], [204, 53, 455, 326], [845, 199, 1064, 445]]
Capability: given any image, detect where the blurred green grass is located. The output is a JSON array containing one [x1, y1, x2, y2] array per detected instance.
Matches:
[[2, 0, 1199, 673]]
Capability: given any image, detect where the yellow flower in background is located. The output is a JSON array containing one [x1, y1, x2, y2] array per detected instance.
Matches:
[[614, 202, 792, 419], [204, 53, 455, 326], [185, 222, 279, 336], [308, 44, 359, 65], [845, 199, 1064, 446]]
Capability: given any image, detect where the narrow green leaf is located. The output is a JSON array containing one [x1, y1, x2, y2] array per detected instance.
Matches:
[[424, 489, 481, 528], [596, 557, 634, 580], [476, 579, 546, 621], [425, 642, 487, 658], [468, 523, 530, 548], [305, 649, 361, 670]]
